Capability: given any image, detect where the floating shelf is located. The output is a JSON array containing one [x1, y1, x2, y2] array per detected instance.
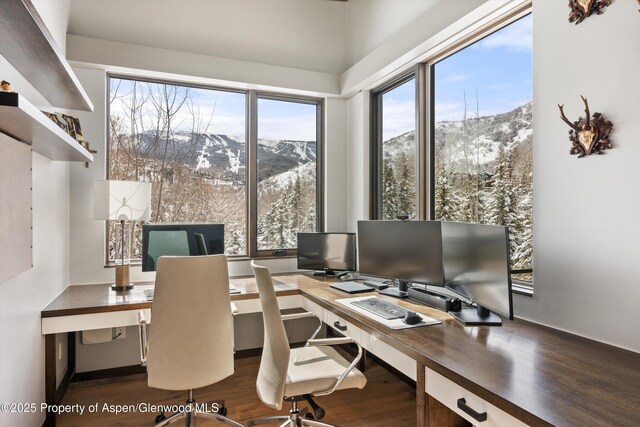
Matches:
[[0, 0, 93, 112], [0, 93, 94, 162]]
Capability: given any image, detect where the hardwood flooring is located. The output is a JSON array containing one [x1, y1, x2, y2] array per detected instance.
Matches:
[[58, 356, 417, 426]]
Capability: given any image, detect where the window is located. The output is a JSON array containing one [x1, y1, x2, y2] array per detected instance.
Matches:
[[432, 15, 533, 283], [256, 96, 320, 251], [107, 77, 322, 261], [371, 12, 533, 287], [371, 75, 417, 220]]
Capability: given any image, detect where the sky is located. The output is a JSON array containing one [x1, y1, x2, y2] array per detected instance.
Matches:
[[110, 79, 317, 141], [382, 14, 532, 141]]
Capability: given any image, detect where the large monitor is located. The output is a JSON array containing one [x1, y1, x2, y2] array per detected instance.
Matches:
[[297, 232, 357, 276], [142, 223, 224, 272], [441, 221, 513, 325], [357, 220, 444, 296]]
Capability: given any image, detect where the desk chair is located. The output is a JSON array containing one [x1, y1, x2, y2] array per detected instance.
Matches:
[[249, 261, 367, 427], [138, 255, 243, 427]]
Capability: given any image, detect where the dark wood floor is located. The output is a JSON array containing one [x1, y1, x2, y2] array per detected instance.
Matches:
[[58, 356, 417, 426]]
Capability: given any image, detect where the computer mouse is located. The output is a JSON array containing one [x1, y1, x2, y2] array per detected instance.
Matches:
[[403, 311, 422, 325]]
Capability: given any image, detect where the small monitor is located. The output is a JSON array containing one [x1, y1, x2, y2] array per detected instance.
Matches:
[[441, 221, 513, 325], [357, 221, 444, 296], [142, 223, 224, 272], [297, 233, 357, 276]]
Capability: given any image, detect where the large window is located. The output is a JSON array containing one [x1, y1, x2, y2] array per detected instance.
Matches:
[[257, 97, 319, 251], [371, 13, 533, 286], [371, 75, 417, 220], [108, 77, 322, 261], [433, 15, 533, 282]]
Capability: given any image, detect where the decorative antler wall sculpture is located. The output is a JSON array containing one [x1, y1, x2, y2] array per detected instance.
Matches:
[[567, 0, 611, 24], [558, 96, 613, 158]]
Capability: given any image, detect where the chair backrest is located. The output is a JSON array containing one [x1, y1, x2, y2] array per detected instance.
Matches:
[[147, 230, 190, 271], [251, 261, 291, 410], [147, 255, 234, 391]]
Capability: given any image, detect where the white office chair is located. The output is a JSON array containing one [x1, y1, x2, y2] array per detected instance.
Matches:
[[138, 255, 243, 427], [248, 261, 367, 427]]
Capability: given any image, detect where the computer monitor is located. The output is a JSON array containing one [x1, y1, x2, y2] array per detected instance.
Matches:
[[297, 232, 357, 276], [441, 221, 513, 326], [357, 220, 444, 297], [142, 223, 224, 272]]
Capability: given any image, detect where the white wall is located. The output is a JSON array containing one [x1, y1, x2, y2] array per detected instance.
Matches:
[[341, 0, 487, 96], [346, 0, 439, 66], [0, 2, 72, 425], [344, 0, 640, 352], [512, 0, 640, 352], [346, 92, 370, 232]]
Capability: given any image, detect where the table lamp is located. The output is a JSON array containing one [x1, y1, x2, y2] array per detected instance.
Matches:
[[93, 180, 151, 291]]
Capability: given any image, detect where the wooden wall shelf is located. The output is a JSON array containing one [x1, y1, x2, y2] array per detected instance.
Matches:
[[0, 0, 93, 112], [0, 93, 94, 162]]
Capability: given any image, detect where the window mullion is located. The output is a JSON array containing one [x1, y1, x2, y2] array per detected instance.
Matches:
[[416, 63, 430, 220], [247, 90, 258, 257]]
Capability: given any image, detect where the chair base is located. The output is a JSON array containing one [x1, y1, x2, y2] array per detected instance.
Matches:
[[153, 391, 243, 427], [248, 400, 338, 427]]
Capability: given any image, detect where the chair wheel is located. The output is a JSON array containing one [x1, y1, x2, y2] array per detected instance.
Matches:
[[305, 413, 314, 420], [155, 413, 166, 423], [314, 407, 325, 420]]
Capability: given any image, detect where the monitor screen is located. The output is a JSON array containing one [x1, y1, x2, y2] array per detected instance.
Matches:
[[357, 220, 444, 286], [297, 233, 357, 273], [441, 221, 513, 319], [142, 223, 224, 272]]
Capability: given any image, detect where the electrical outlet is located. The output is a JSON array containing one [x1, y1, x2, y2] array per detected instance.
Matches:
[[58, 342, 63, 361], [113, 327, 126, 340]]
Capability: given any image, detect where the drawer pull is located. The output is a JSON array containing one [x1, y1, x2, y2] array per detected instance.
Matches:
[[457, 398, 487, 422], [333, 321, 347, 331]]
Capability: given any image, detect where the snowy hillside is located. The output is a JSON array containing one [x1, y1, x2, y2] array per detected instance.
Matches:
[[133, 130, 316, 184], [384, 101, 532, 169]]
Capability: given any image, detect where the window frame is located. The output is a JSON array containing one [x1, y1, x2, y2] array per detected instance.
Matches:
[[250, 91, 325, 258], [369, 6, 533, 292], [105, 74, 324, 264], [369, 70, 418, 220]]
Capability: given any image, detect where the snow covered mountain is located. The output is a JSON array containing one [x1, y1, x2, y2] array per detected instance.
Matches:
[[133, 131, 316, 184], [384, 101, 532, 169]]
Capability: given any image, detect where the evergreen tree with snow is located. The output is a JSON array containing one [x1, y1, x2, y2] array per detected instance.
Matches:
[[396, 152, 415, 219], [382, 158, 398, 220]]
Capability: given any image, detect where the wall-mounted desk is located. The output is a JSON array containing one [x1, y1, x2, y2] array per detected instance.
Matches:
[[42, 275, 640, 427]]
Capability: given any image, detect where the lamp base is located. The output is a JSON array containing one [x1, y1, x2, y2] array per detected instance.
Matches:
[[112, 264, 133, 292], [111, 284, 134, 291]]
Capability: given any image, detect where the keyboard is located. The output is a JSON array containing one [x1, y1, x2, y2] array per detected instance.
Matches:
[[351, 297, 409, 320]]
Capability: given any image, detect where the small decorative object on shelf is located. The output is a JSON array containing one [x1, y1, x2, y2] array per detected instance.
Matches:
[[567, 0, 611, 24], [43, 111, 85, 142], [43, 111, 69, 133], [558, 95, 613, 158], [81, 141, 98, 168], [0, 80, 18, 106], [1, 80, 15, 92]]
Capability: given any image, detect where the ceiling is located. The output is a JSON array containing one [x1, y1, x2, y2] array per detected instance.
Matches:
[[68, 0, 348, 74], [68, 0, 442, 76]]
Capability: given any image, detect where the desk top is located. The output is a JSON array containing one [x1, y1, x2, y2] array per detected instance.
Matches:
[[42, 274, 640, 427]]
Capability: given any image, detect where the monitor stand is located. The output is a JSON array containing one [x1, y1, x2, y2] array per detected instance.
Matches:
[[377, 280, 409, 298], [450, 305, 502, 326], [313, 269, 336, 277]]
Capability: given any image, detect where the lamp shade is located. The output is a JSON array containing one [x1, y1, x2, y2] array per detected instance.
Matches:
[[93, 180, 152, 221]]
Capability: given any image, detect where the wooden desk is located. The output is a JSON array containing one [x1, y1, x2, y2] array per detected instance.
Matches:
[[42, 274, 640, 427]]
